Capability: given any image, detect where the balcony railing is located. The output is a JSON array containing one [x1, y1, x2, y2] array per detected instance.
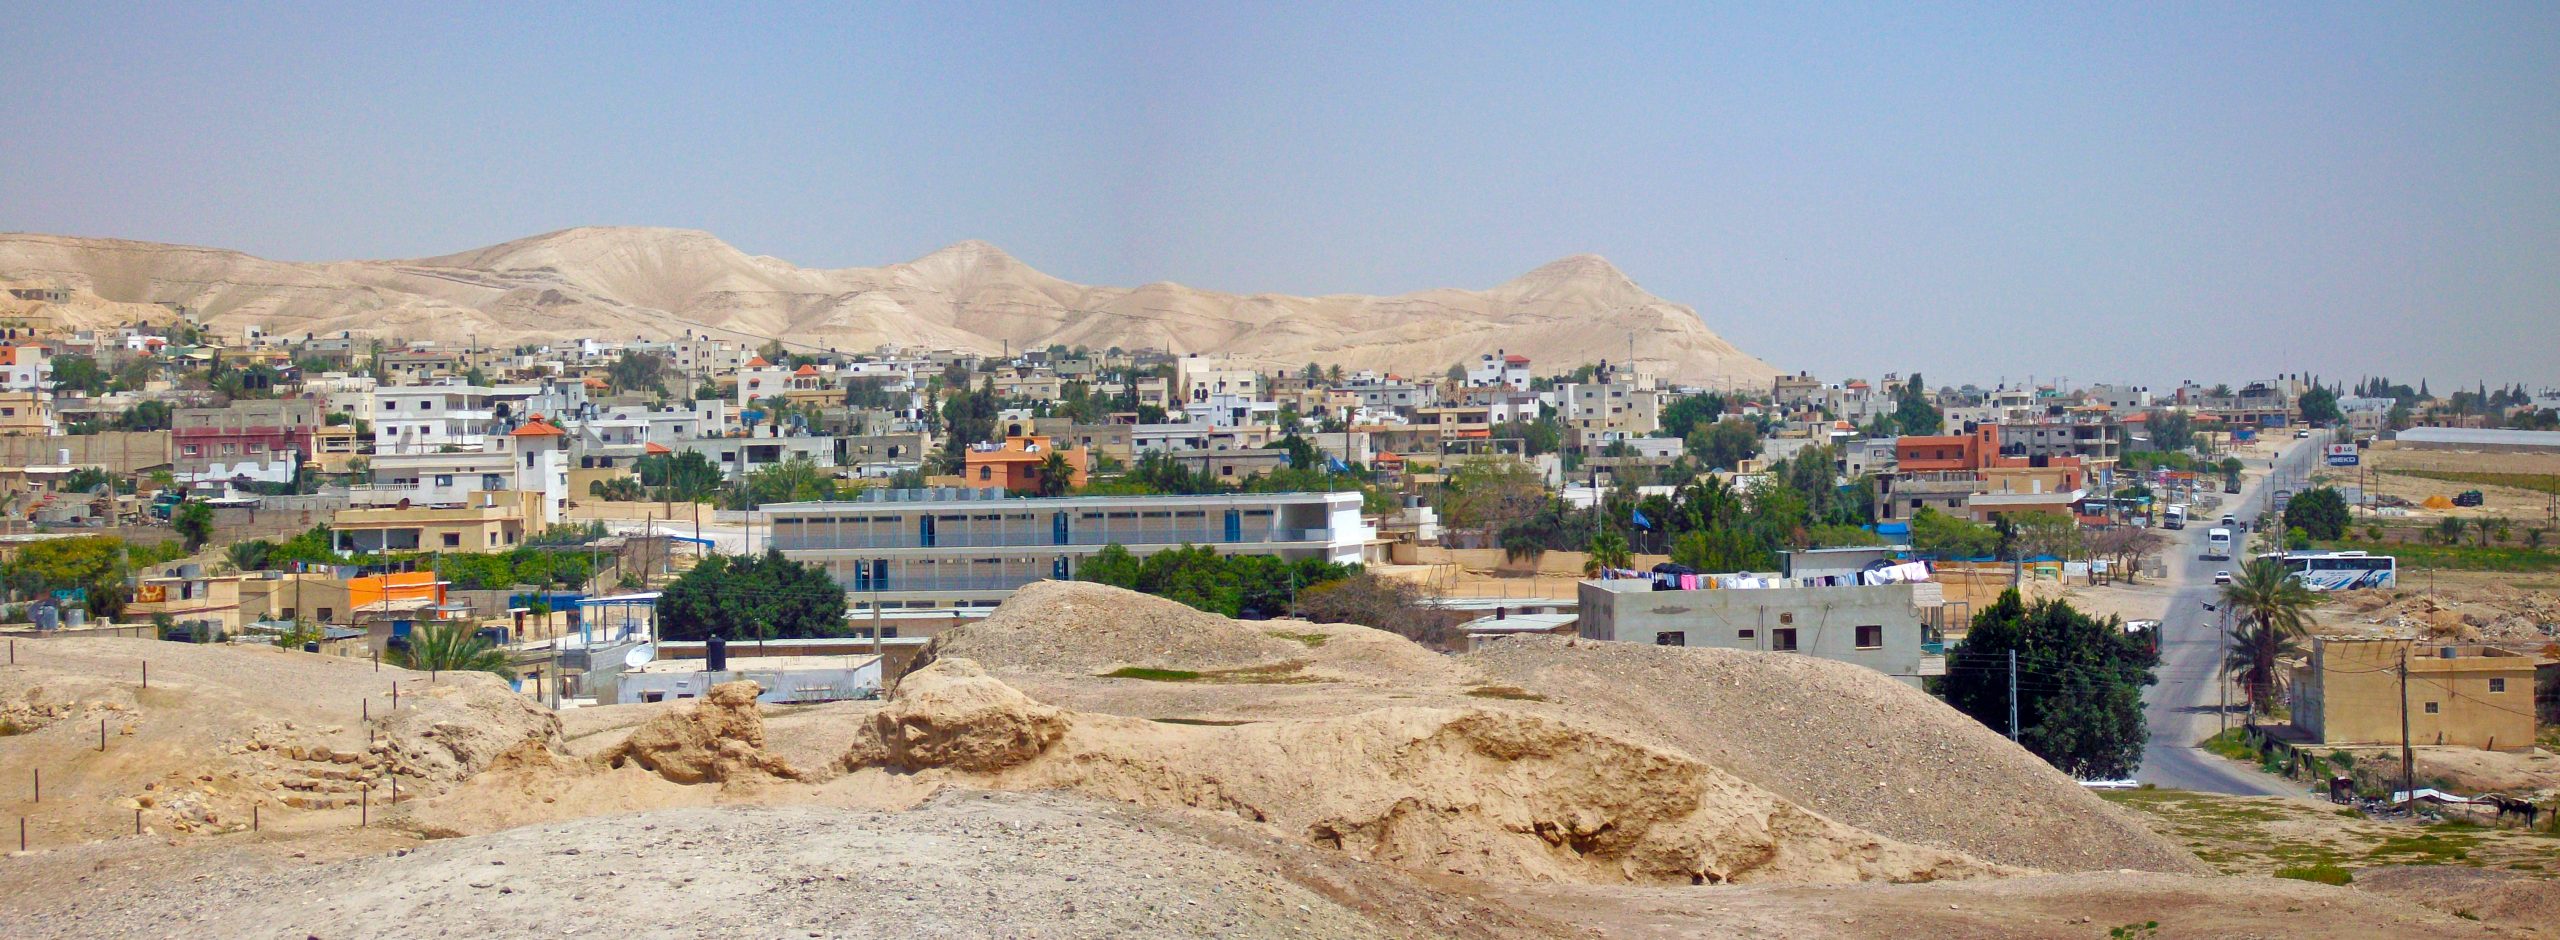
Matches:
[[775, 526, 1332, 552]]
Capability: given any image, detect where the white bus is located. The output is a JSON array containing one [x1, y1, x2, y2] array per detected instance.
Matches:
[[2261, 550, 2397, 591], [2205, 528, 2232, 560]]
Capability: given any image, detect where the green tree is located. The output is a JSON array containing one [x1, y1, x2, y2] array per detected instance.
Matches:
[[2218, 557, 2317, 714], [1910, 506, 1998, 558], [2296, 385, 2342, 426], [2282, 487, 2350, 541], [1939, 590, 2157, 779], [1658, 393, 1727, 440], [727, 456, 838, 509], [607, 350, 671, 395], [636, 450, 726, 502], [657, 549, 846, 642], [391, 621, 515, 680], [1685, 418, 1760, 471], [1892, 372, 1942, 435], [172, 500, 215, 551], [117, 400, 174, 431], [51, 355, 110, 395], [1033, 451, 1075, 497], [1583, 531, 1631, 576]]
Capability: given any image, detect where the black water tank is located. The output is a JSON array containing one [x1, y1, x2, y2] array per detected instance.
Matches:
[[706, 635, 728, 672]]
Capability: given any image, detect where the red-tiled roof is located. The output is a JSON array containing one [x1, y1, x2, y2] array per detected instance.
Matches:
[[509, 418, 565, 437], [745, 356, 771, 368], [644, 442, 673, 454], [793, 364, 818, 376]]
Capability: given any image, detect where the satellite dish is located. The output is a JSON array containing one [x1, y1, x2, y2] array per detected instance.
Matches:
[[624, 644, 655, 669]]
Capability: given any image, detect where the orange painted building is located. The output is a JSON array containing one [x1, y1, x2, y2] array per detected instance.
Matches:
[[962, 435, 1091, 493], [1895, 423, 2004, 471], [349, 571, 446, 613]]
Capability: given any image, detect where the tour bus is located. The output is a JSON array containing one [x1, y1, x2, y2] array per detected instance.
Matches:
[[2163, 505, 2187, 530], [2260, 550, 2397, 591], [2205, 528, 2232, 560]]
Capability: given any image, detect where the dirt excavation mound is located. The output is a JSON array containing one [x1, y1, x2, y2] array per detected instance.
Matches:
[[929, 579, 1305, 675], [599, 680, 805, 783], [847, 658, 2004, 886], [1465, 636, 2205, 875], [0, 637, 556, 842]]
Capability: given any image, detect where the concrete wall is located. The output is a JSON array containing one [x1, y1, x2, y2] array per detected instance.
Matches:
[[0, 431, 171, 473], [2295, 639, 2539, 751], [1578, 580, 1935, 685]]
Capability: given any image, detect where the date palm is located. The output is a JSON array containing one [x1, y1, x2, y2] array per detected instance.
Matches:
[[2219, 557, 2318, 715], [391, 621, 515, 680]]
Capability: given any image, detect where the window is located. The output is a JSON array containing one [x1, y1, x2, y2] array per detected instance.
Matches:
[[978, 466, 993, 480], [220, 443, 239, 456], [1856, 625, 1883, 650], [1737, 629, 1754, 639], [2488, 678, 2506, 693], [1772, 628, 1799, 652], [1654, 632, 1684, 646], [246, 441, 264, 453], [2424, 701, 2440, 714], [317, 607, 334, 621], [442, 532, 462, 548], [183, 445, 200, 456], [435, 475, 453, 487]]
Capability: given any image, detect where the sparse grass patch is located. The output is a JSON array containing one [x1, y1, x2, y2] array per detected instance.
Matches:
[[1105, 666, 1202, 682], [2274, 862, 2353, 885], [1106, 662, 1317, 684], [1263, 630, 1330, 648], [2368, 831, 2477, 863], [2200, 728, 2259, 763], [1464, 685, 1550, 702]]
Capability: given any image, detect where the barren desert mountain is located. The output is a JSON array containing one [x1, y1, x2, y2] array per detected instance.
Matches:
[[0, 227, 1778, 387]]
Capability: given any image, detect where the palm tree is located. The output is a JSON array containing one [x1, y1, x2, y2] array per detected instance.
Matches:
[[1032, 451, 1074, 497], [2224, 620, 2303, 719], [2434, 516, 2468, 546], [2220, 557, 2318, 716], [391, 621, 515, 680], [1583, 531, 1632, 576]]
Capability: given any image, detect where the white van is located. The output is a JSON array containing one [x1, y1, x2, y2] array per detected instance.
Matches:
[[2206, 528, 2233, 560]]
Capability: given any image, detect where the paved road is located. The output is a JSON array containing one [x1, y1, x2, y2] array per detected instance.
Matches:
[[2135, 430, 2330, 796]]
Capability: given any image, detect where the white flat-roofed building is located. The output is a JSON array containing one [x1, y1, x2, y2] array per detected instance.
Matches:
[[767, 488, 1375, 610]]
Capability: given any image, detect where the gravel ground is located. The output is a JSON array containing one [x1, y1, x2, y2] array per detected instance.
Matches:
[[0, 791, 1503, 940]]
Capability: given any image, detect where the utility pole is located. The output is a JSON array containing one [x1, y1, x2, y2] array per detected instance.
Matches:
[[2006, 649, 2019, 742], [2217, 604, 2230, 735], [2398, 648, 2414, 806]]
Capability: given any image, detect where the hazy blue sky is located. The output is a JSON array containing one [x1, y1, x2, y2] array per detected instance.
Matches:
[[4, 2, 2554, 387]]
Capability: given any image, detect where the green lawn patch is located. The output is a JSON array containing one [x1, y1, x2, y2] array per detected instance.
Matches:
[[1263, 630, 1330, 648]]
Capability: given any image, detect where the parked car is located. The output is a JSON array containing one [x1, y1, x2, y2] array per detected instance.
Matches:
[[2295, 429, 2311, 439], [2213, 570, 2233, 585], [2454, 490, 2485, 507]]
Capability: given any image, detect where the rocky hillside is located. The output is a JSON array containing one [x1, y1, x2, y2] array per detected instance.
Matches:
[[0, 227, 1778, 387]]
